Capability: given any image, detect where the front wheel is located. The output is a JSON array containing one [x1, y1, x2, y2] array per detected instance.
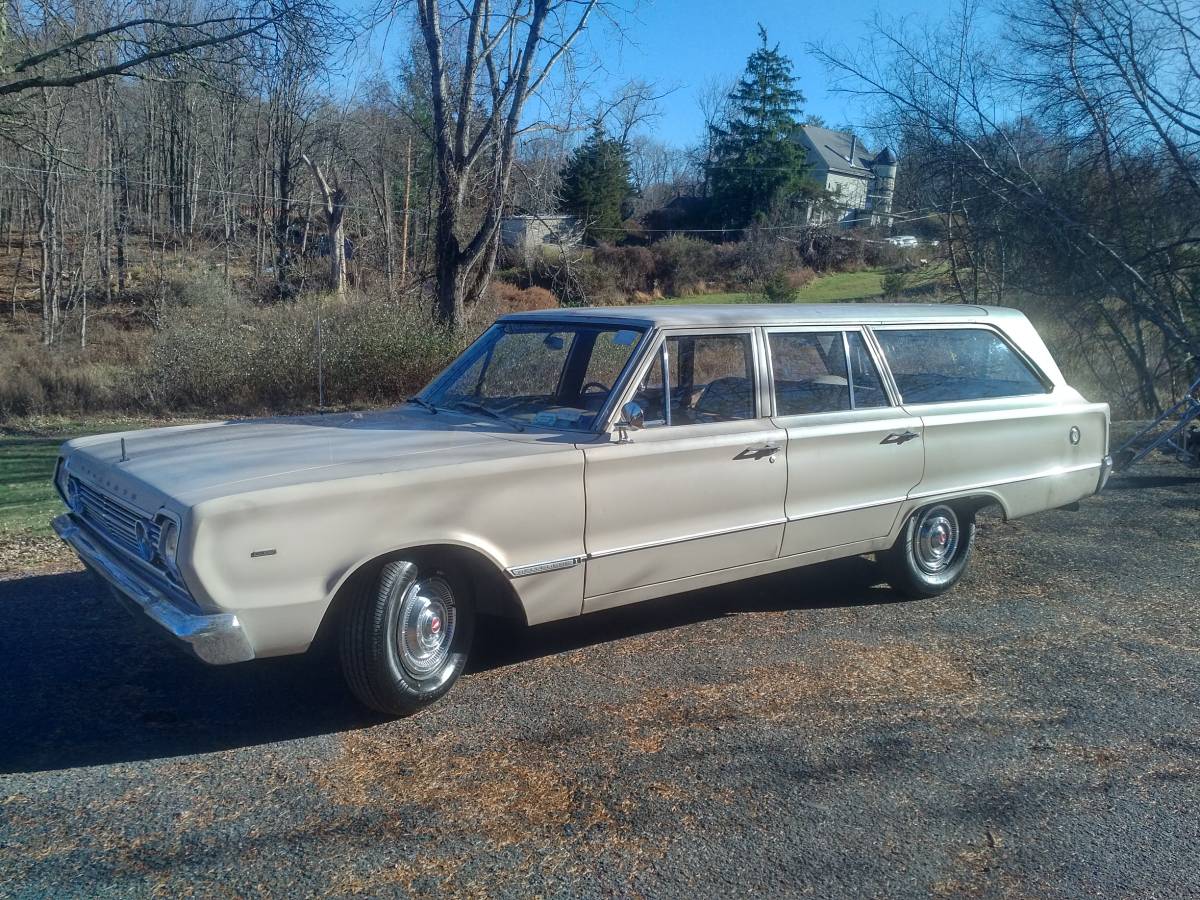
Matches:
[[880, 503, 976, 598], [340, 558, 475, 716]]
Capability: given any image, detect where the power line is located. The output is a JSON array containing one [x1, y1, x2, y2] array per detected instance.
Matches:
[[0, 162, 422, 218]]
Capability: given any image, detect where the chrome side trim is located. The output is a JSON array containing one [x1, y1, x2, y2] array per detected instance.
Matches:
[[506, 556, 585, 578], [786, 496, 908, 522], [53, 514, 255, 665], [907, 460, 1103, 501], [589, 518, 786, 559]]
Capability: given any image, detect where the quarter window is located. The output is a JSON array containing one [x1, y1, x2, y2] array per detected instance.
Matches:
[[633, 333, 756, 425], [769, 331, 891, 415], [874, 328, 1048, 403]]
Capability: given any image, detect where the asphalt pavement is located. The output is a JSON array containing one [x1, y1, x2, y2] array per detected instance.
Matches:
[[1, 455, 1197, 897]]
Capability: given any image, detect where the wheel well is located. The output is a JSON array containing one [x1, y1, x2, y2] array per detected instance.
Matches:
[[310, 544, 527, 654], [950, 495, 1007, 522]]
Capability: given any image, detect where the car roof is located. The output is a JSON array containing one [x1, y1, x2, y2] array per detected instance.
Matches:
[[499, 302, 1014, 329]]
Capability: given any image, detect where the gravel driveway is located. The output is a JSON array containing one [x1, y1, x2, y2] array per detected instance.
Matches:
[[1, 455, 1197, 898]]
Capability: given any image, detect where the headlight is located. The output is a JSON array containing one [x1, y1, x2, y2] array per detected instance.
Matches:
[[54, 457, 71, 504], [158, 519, 180, 571]]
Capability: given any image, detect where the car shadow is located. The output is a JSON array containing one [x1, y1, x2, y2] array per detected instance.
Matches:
[[0, 557, 905, 774], [1107, 473, 1200, 490]]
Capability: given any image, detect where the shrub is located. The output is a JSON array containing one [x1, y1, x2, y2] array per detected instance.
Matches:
[[761, 271, 799, 303], [881, 271, 911, 299], [509, 286, 558, 311], [0, 335, 122, 418], [651, 235, 718, 296], [135, 295, 461, 414], [166, 268, 238, 309], [525, 254, 623, 306], [593, 244, 655, 295], [485, 281, 559, 313]]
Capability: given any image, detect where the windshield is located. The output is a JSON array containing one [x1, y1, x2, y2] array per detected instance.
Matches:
[[423, 322, 646, 431]]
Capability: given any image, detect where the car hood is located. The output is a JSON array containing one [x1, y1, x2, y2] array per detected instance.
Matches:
[[65, 407, 557, 505]]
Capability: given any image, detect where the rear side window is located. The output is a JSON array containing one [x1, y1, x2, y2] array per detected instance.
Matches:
[[769, 331, 891, 415], [875, 328, 1048, 403]]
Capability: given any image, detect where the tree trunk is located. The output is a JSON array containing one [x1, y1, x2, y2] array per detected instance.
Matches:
[[302, 154, 348, 299]]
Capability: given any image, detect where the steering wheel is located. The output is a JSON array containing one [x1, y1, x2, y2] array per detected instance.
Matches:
[[580, 380, 609, 395]]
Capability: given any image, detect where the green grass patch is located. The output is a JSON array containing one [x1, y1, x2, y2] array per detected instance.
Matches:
[[0, 417, 190, 539], [662, 268, 888, 305], [661, 264, 953, 306], [794, 269, 884, 302]]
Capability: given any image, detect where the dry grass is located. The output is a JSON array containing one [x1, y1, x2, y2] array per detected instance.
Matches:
[[308, 636, 985, 894]]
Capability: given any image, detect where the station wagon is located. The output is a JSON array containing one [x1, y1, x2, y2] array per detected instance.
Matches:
[[53, 304, 1112, 714]]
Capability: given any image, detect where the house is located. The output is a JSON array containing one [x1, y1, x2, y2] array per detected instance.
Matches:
[[500, 214, 581, 261], [794, 125, 898, 228]]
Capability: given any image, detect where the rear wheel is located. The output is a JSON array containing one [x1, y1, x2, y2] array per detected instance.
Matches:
[[340, 558, 475, 716], [880, 503, 976, 598]]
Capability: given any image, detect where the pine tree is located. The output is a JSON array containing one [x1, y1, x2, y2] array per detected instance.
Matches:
[[709, 26, 810, 228], [559, 122, 634, 243]]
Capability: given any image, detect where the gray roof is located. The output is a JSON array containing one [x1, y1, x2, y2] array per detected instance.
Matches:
[[797, 125, 878, 177], [502, 303, 1015, 329]]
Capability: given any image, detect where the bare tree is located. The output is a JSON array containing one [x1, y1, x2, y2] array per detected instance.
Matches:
[[0, 0, 324, 97], [302, 152, 348, 298], [812, 0, 1200, 411], [410, 0, 604, 328]]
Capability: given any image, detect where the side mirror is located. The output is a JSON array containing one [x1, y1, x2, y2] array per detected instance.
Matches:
[[616, 400, 644, 442], [619, 400, 645, 430]]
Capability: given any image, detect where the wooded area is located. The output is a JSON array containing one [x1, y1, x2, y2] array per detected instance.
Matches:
[[1, 0, 1197, 419]]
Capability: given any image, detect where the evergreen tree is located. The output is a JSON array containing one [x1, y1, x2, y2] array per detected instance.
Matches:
[[559, 122, 634, 243], [709, 26, 810, 228]]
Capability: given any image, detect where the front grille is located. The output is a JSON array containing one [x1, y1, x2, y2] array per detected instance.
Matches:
[[70, 477, 160, 561]]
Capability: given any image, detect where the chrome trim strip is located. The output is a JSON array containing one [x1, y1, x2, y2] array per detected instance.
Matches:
[[907, 461, 1103, 500], [786, 496, 908, 522], [53, 514, 255, 665], [506, 556, 585, 578], [661, 341, 673, 427], [842, 330, 856, 406], [589, 518, 786, 559]]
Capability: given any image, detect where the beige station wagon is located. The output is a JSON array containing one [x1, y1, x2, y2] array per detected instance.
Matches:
[[53, 304, 1112, 714]]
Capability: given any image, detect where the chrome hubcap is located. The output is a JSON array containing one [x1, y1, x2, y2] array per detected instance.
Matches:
[[395, 576, 456, 678], [913, 505, 960, 574]]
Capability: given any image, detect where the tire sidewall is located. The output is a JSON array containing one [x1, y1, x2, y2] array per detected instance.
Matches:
[[899, 504, 976, 594], [377, 560, 475, 707]]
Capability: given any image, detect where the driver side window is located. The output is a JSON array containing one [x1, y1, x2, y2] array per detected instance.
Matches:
[[633, 333, 757, 426]]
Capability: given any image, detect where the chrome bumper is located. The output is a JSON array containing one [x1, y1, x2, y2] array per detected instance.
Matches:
[[1097, 455, 1114, 493], [53, 514, 254, 665]]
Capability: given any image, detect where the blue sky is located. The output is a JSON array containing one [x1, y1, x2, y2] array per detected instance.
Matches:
[[352, 0, 956, 149], [564, 0, 953, 146]]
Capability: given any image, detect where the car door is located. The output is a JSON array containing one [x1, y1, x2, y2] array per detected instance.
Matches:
[[766, 326, 925, 555], [871, 323, 1104, 517], [581, 328, 787, 609]]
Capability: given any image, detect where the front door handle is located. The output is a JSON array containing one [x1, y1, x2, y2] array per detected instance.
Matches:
[[881, 431, 920, 446]]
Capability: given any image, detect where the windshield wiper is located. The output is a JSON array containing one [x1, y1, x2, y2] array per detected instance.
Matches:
[[408, 396, 437, 414], [447, 399, 525, 431]]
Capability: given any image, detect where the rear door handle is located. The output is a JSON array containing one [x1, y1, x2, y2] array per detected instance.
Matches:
[[881, 431, 919, 446], [734, 444, 782, 461]]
